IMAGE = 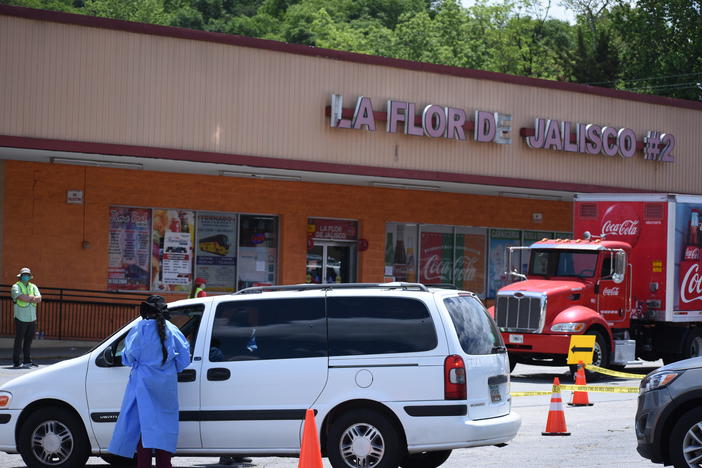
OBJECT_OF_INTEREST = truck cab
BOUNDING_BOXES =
[494,237,630,371]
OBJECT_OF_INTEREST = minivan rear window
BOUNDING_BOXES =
[443,296,504,355]
[328,297,437,356]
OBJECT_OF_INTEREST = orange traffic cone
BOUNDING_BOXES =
[569,361,593,407]
[542,377,571,436]
[298,409,323,468]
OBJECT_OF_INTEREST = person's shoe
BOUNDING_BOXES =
[232,457,252,464]
[218,457,234,466]
[22,362,33,369]
[11,364,21,369]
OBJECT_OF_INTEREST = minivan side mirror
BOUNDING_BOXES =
[612,250,626,284]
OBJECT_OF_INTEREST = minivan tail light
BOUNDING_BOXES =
[444,355,467,400]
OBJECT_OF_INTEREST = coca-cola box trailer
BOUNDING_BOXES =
[492,193,702,371]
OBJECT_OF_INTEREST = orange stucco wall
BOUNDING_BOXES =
[3,160,571,293]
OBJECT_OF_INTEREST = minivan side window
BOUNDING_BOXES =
[443,296,504,355]
[327,297,437,356]
[210,298,326,361]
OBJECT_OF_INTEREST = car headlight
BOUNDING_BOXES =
[551,322,586,333]
[640,371,682,394]
[0,391,12,409]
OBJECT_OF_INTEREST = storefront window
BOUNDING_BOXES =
[487,229,521,298]
[384,224,418,282]
[151,209,196,292]
[108,207,278,293]
[195,212,238,293]
[419,225,454,285]
[108,207,152,291]
[238,215,278,290]
[455,227,487,296]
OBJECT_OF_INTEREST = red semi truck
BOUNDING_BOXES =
[492,193,702,372]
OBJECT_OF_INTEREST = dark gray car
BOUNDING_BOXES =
[636,356,702,467]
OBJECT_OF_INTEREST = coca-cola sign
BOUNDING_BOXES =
[602,287,620,296]
[421,252,479,283]
[680,262,702,306]
[600,204,641,246]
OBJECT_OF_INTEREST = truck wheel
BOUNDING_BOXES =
[17,406,90,468]
[400,450,452,468]
[327,409,404,468]
[585,331,609,374]
[668,406,702,468]
[683,329,702,360]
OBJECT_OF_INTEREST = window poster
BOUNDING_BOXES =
[384,223,418,282]
[151,209,195,292]
[455,227,487,297]
[488,229,522,298]
[107,207,151,291]
[195,212,237,293]
[419,226,454,285]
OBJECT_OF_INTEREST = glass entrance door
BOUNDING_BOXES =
[306,242,356,284]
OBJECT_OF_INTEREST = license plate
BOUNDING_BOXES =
[490,384,502,403]
[509,334,524,344]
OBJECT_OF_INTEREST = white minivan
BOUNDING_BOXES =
[0,283,520,468]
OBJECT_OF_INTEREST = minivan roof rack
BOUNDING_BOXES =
[235,282,430,294]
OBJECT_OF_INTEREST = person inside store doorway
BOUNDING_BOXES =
[10,267,41,369]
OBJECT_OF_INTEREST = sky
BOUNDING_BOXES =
[460,0,577,24]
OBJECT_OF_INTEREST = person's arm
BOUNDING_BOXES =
[121,326,141,367]
[170,325,192,373]
[11,284,33,303]
[31,286,41,304]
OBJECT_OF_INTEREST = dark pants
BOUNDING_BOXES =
[137,440,172,468]
[13,319,35,366]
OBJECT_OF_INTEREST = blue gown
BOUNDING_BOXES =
[108,319,191,457]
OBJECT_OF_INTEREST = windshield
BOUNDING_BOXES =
[529,249,599,278]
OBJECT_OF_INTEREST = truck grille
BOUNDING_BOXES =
[495,294,544,332]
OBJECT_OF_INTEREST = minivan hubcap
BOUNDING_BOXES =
[31,420,74,465]
[340,423,385,467]
[683,421,702,466]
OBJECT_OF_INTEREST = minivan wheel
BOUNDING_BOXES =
[669,407,702,468]
[18,407,90,468]
[400,449,452,468]
[327,409,403,468]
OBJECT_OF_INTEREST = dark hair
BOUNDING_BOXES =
[140,295,169,365]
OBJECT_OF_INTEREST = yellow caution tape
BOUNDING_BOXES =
[584,364,646,379]
[511,384,640,396]
[559,384,639,393]
[511,391,553,397]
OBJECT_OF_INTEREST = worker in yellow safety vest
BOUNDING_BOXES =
[10,267,41,368]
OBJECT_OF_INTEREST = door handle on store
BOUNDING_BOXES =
[178,369,197,383]
[207,368,231,381]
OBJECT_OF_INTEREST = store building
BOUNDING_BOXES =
[1,5,701,302]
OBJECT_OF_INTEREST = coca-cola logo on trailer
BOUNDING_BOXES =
[600,204,640,246]
[681,263,702,304]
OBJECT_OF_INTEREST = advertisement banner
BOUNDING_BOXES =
[488,229,521,298]
[455,230,486,296]
[107,207,151,291]
[196,212,237,293]
[151,209,195,292]
[675,202,702,311]
[419,229,454,285]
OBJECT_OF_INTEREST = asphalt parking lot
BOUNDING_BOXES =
[0,359,661,467]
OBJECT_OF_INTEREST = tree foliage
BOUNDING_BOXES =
[2,0,699,100]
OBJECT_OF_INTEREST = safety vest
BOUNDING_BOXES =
[190,287,203,299]
[15,282,37,307]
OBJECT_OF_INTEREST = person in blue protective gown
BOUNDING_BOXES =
[108,295,191,468]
